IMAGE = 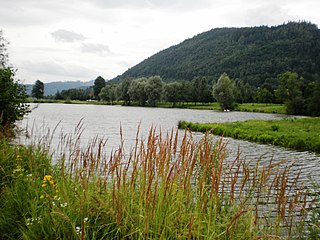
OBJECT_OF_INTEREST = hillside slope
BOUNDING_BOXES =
[113,22,320,86]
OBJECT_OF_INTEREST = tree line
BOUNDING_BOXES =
[36,72,319,116]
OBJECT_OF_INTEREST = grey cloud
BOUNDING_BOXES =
[19,60,97,79]
[81,43,112,54]
[89,0,213,10]
[0,0,75,27]
[244,4,295,26]
[51,29,86,43]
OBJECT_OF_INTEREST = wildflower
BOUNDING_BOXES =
[26,217,41,226]
[26,218,32,226]
[40,195,45,199]
[75,226,81,235]
[54,195,61,201]
[41,183,47,188]
[84,217,89,223]
[16,154,22,161]
[60,202,68,208]
[43,175,55,185]
[27,173,32,177]
[52,202,56,206]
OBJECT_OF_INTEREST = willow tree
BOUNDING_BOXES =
[212,73,238,110]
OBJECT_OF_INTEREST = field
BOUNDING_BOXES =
[178,117,320,153]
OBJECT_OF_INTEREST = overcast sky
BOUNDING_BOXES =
[1,0,319,83]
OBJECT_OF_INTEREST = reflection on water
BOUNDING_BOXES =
[19,103,320,183]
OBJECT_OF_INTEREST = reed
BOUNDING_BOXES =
[0,124,317,239]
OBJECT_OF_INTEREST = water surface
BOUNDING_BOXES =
[20,103,320,183]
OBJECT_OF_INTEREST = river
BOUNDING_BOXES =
[19,103,320,184]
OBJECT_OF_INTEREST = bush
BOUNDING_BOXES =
[0,68,29,136]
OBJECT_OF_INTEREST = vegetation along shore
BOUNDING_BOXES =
[178,117,320,153]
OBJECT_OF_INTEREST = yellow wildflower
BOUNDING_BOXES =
[42,183,47,188]
[13,165,24,174]
[40,195,45,199]
[43,175,55,185]
[16,154,22,161]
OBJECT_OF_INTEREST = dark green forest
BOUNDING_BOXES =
[112,21,320,87]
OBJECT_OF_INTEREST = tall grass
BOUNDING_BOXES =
[0,125,317,239]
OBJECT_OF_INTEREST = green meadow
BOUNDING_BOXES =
[178,117,320,153]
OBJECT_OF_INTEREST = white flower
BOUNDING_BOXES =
[76,226,81,235]
[60,202,68,208]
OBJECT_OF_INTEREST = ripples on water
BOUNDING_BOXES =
[19,103,320,184]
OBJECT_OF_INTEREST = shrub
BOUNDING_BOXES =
[0,68,29,136]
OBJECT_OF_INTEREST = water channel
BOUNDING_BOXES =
[19,103,320,185]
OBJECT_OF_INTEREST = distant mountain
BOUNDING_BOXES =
[112,22,320,86]
[25,80,94,96]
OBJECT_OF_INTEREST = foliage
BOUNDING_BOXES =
[117,78,132,105]
[31,80,44,99]
[254,87,273,103]
[178,117,320,153]
[55,87,93,101]
[306,182,320,238]
[127,77,148,106]
[163,81,183,107]
[98,84,117,104]
[93,76,105,99]
[191,76,213,103]
[0,126,314,239]
[0,30,9,68]
[212,73,238,110]
[113,22,320,87]
[0,68,29,135]
[144,75,163,107]
[235,80,255,103]
[275,71,320,116]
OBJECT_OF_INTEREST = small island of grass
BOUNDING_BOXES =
[178,117,320,153]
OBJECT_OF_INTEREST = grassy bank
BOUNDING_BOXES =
[236,103,286,114]
[178,117,320,153]
[27,99,286,114]
[1,127,319,239]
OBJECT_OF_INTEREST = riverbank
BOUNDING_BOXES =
[178,117,320,153]
[1,127,318,239]
[27,99,286,114]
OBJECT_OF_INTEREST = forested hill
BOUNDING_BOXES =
[113,22,320,86]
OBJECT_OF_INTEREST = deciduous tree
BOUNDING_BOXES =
[0,31,29,135]
[275,71,305,115]
[144,76,163,107]
[99,85,117,104]
[0,68,29,135]
[128,78,147,106]
[212,73,238,110]
[163,82,183,107]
